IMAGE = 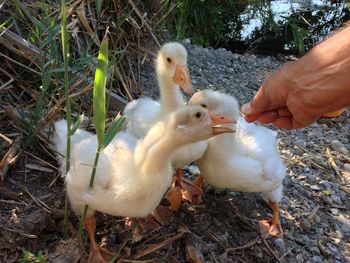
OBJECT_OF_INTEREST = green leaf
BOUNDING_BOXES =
[40,24,61,49]
[93,30,109,146]
[96,0,102,19]
[71,114,85,135]
[103,115,126,149]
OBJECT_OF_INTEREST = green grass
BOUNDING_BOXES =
[19,251,47,263]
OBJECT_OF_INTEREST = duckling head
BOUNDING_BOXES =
[167,105,235,144]
[156,42,193,94]
[188,90,240,121]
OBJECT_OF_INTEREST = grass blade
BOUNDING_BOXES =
[60,0,71,238]
[93,29,109,146]
[103,115,126,149]
[71,114,85,135]
[78,28,109,239]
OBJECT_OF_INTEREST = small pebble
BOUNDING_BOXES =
[54,200,61,208]
[331,195,343,205]
[307,174,317,184]
[303,166,311,173]
[273,238,285,254]
[310,185,320,191]
[330,208,339,216]
[319,180,332,189]
[310,246,321,255]
[331,139,349,154]
[300,219,312,232]
[296,254,304,263]
[312,255,323,263]
[344,163,350,172]
[301,234,311,244]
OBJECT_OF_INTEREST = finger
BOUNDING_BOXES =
[292,118,307,129]
[241,88,270,116]
[244,113,260,123]
[274,117,293,129]
[249,88,270,113]
[277,107,292,117]
[258,111,278,124]
[274,117,305,129]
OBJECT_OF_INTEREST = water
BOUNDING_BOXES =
[221,0,350,55]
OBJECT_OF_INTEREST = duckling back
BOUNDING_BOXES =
[123,97,161,139]
[53,119,94,174]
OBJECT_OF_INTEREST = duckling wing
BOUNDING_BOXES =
[66,131,137,215]
[123,97,160,139]
[236,117,286,184]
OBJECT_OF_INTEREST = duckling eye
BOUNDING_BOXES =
[195,112,201,119]
[200,104,207,108]
[167,57,172,63]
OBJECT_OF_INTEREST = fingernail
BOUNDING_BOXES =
[241,103,252,115]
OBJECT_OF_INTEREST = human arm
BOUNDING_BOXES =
[241,24,350,129]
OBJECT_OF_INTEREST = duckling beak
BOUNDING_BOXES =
[172,65,194,94]
[209,112,236,135]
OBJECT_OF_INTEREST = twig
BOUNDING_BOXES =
[0,67,14,91]
[260,234,282,263]
[3,227,38,239]
[115,66,134,101]
[48,173,63,188]
[127,0,160,47]
[278,246,295,260]
[307,205,320,220]
[0,132,13,144]
[193,217,226,249]
[135,228,187,259]
[0,136,21,180]
[325,147,345,183]
[0,199,27,206]
[226,236,260,252]
[24,151,60,172]
[25,187,51,213]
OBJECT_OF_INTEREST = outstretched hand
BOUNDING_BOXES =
[241,25,350,129]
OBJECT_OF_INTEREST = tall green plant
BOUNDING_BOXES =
[77,30,126,239]
[162,0,235,46]
[60,0,71,238]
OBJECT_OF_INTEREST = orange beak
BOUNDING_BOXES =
[172,65,193,95]
[209,112,236,135]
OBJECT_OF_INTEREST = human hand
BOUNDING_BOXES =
[241,62,315,129]
[241,25,350,129]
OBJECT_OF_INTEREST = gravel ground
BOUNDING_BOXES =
[140,41,350,263]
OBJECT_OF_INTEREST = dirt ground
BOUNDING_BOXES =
[0,110,349,263]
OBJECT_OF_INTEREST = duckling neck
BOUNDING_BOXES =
[210,128,237,152]
[158,74,185,115]
[136,132,178,177]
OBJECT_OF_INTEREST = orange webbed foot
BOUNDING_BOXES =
[88,246,114,263]
[258,201,283,237]
[85,216,115,263]
[175,169,203,203]
[258,218,283,238]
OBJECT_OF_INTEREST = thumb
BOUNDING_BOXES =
[241,88,270,116]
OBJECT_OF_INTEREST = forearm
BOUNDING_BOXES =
[284,25,350,114]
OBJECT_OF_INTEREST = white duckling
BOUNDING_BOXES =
[123,42,207,203]
[123,42,193,138]
[54,105,234,262]
[189,90,286,237]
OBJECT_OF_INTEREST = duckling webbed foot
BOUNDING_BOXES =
[258,202,283,237]
[175,169,203,203]
[84,216,114,263]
